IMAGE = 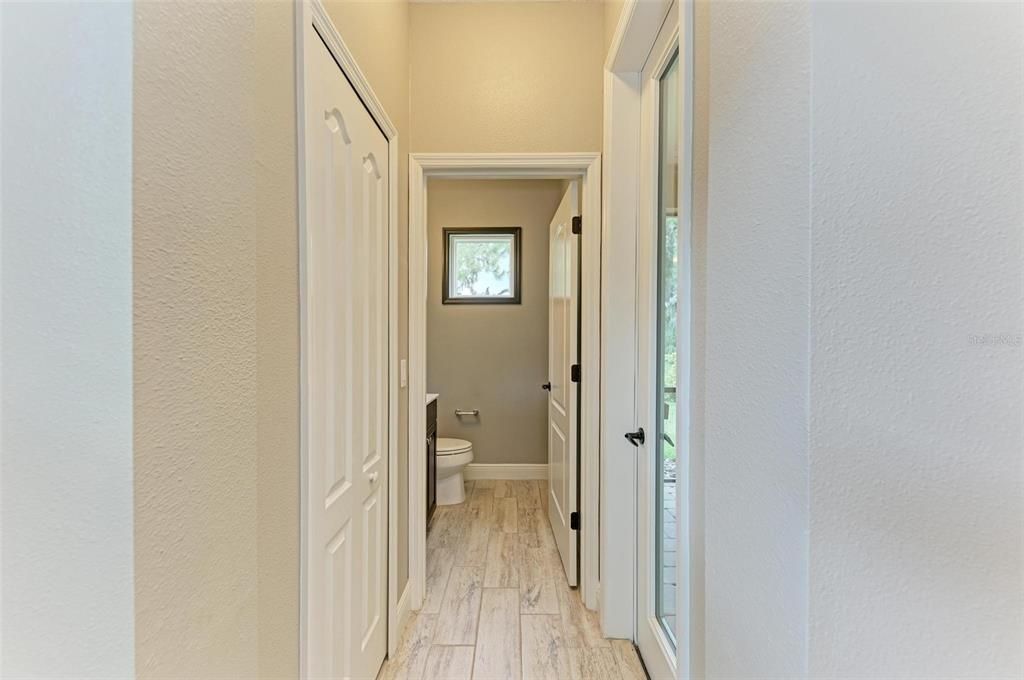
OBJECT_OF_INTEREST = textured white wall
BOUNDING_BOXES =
[702,1,1023,677]
[134,2,260,676]
[808,2,1024,676]
[1,2,135,676]
[704,3,811,676]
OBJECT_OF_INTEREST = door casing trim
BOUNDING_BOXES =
[408,152,602,613]
[295,0,403,675]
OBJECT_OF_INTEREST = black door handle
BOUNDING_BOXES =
[624,428,645,447]
[541,382,552,391]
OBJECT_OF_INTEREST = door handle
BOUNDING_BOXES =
[541,382,552,391]
[368,471,379,484]
[624,428,645,447]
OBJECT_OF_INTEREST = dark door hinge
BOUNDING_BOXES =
[571,215,582,235]
[570,511,580,531]
[570,364,581,383]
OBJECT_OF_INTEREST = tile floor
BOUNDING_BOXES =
[380,479,648,680]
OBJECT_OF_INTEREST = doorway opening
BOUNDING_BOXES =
[407,154,603,625]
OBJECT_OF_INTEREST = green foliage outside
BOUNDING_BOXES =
[660,216,679,465]
[453,238,512,296]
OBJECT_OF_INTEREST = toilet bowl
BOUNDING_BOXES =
[436,437,473,505]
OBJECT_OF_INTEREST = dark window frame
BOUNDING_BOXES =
[442,227,523,305]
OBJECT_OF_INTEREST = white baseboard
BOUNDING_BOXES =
[393,582,412,651]
[464,463,548,480]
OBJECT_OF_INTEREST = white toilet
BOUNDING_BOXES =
[435,437,474,505]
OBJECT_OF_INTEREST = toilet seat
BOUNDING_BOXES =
[437,437,472,456]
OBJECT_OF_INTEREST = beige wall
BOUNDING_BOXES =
[410,1,605,153]
[255,2,301,678]
[604,0,626,55]
[134,1,409,677]
[427,180,565,465]
[134,2,263,676]
[133,1,609,675]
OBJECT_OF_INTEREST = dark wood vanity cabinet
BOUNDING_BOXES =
[426,398,437,523]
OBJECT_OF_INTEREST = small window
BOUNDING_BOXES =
[443,227,522,304]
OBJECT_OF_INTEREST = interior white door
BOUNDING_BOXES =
[304,26,389,680]
[547,182,581,586]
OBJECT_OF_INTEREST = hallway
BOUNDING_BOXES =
[381,480,646,679]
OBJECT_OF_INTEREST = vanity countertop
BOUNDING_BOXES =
[426,393,439,405]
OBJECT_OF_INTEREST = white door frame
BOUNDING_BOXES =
[408,153,602,613]
[602,1,704,677]
[295,0,402,674]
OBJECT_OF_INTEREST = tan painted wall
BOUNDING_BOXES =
[134,2,262,675]
[426,180,565,465]
[133,2,609,674]
[604,0,626,55]
[255,2,301,678]
[134,1,408,677]
[410,1,605,153]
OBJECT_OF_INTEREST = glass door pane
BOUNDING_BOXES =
[655,49,680,647]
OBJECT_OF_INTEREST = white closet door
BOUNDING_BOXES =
[304,25,389,680]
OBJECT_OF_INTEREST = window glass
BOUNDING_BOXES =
[655,49,680,649]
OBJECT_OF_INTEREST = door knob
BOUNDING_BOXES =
[541,382,552,391]
[368,471,379,484]
[624,428,645,447]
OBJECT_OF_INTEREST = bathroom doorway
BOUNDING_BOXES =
[406,154,602,625]
[388,155,610,676]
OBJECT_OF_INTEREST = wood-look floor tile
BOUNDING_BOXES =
[380,612,436,680]
[422,645,474,680]
[469,486,495,512]
[513,480,542,509]
[452,519,490,567]
[518,509,558,551]
[498,497,518,533]
[397,479,618,680]
[518,531,542,550]
[521,614,572,680]
[557,584,610,648]
[429,507,466,551]
[611,639,646,680]
[538,546,567,583]
[519,547,560,615]
[517,506,543,534]
[569,647,622,680]
[422,547,454,614]
[433,566,483,645]
[472,588,521,680]
[484,531,520,588]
